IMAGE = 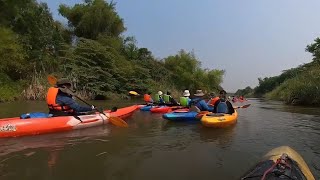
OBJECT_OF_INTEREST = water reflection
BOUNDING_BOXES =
[0,99,319,179]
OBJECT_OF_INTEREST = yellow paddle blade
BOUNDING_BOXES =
[129,91,139,96]
[109,116,128,127]
[47,75,58,86]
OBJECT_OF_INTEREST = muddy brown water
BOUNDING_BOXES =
[0,98,319,180]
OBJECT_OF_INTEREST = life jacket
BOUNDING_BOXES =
[144,94,152,103]
[46,87,73,113]
[216,100,228,113]
[180,97,189,107]
[163,94,170,103]
[208,97,220,106]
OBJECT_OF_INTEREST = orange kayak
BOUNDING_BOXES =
[0,105,138,138]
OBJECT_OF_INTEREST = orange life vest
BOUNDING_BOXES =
[208,97,220,106]
[144,94,152,103]
[46,87,73,112]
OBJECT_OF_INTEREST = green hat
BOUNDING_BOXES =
[56,78,72,86]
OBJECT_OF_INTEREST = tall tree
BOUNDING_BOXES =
[59,0,126,39]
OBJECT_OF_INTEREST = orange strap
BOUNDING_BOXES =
[208,97,220,106]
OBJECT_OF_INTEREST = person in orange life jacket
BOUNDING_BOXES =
[191,90,213,111]
[212,90,234,114]
[46,78,95,116]
[207,92,219,106]
[143,92,154,104]
[166,91,179,106]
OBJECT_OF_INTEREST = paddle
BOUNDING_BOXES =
[233,104,251,109]
[47,75,128,127]
[129,91,139,96]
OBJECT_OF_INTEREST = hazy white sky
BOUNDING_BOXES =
[43,0,320,92]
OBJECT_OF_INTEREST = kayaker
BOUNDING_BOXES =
[180,89,192,107]
[143,92,154,104]
[212,90,234,114]
[155,91,165,105]
[46,78,95,116]
[190,90,213,112]
[207,92,219,106]
[165,91,179,106]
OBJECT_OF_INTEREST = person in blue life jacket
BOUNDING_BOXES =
[46,78,96,116]
[190,90,213,112]
[155,91,165,105]
[212,90,235,114]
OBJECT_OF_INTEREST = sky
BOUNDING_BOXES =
[42,0,320,92]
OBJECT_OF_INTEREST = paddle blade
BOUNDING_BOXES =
[241,104,251,108]
[47,75,57,86]
[109,116,128,127]
[233,104,251,109]
[196,111,209,118]
[129,91,139,96]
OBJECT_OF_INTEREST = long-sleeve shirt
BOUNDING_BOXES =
[56,92,92,113]
[192,98,214,112]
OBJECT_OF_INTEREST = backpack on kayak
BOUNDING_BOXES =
[20,112,53,119]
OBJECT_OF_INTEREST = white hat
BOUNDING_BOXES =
[194,89,205,97]
[183,90,190,97]
[158,91,163,95]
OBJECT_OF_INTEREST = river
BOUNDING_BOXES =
[0,98,319,179]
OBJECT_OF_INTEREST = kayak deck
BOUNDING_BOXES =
[201,110,238,128]
[242,146,315,180]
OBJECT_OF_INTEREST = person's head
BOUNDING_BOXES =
[56,78,73,88]
[158,91,163,95]
[167,91,171,95]
[56,78,75,94]
[183,90,190,97]
[209,92,216,98]
[219,90,227,99]
[194,89,205,97]
[148,92,152,95]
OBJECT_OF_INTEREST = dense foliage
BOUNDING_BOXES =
[0,0,224,102]
[236,37,320,105]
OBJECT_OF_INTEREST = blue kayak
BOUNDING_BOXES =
[162,111,200,122]
[140,105,154,111]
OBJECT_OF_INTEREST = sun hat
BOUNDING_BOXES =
[183,90,190,97]
[194,90,205,97]
[56,78,72,86]
[158,91,163,95]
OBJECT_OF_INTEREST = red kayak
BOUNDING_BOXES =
[150,106,172,113]
[150,106,188,113]
[0,105,138,138]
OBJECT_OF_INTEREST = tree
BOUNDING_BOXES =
[0,27,27,80]
[306,37,320,62]
[59,0,126,39]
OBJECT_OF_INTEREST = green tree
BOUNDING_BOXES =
[306,37,320,62]
[59,0,126,39]
[0,27,27,80]
[63,38,120,96]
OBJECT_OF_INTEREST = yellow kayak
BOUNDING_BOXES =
[201,110,238,128]
[241,146,315,180]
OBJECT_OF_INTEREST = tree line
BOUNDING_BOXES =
[235,37,320,105]
[0,0,224,102]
